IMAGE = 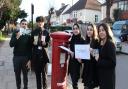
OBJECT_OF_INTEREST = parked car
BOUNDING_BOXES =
[120,23,128,42]
[64,30,73,35]
[113,36,122,52]
[112,20,128,40]
[112,20,128,52]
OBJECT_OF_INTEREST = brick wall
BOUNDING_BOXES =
[120,11,128,20]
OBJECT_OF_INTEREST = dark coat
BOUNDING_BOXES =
[9,29,32,60]
[68,34,85,84]
[97,40,116,89]
[31,27,50,71]
[82,39,99,88]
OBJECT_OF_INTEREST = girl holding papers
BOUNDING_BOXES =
[68,23,85,89]
[82,23,99,89]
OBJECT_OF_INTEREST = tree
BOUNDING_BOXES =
[18,10,28,19]
[0,0,24,30]
[47,7,54,29]
[113,8,121,21]
[0,0,6,8]
[105,0,113,23]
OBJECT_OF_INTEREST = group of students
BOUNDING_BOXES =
[68,23,116,89]
[10,16,50,89]
[9,15,116,89]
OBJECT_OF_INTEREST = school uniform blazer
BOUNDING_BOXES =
[82,39,99,88]
[97,40,116,89]
[68,34,85,80]
[31,27,50,63]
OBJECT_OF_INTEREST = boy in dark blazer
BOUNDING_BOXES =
[31,16,50,89]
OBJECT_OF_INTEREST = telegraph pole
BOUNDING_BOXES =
[72,0,73,6]
[31,4,34,31]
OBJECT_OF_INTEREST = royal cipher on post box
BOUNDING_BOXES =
[50,31,71,89]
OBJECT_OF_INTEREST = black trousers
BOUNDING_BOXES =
[35,63,47,89]
[13,56,29,89]
[68,60,81,89]
[33,56,48,89]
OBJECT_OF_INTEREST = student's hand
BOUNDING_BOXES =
[70,52,74,58]
[77,58,82,63]
[16,32,21,39]
[42,41,46,46]
[90,48,93,55]
[26,60,31,69]
[95,54,99,61]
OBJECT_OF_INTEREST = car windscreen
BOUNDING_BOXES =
[112,24,122,30]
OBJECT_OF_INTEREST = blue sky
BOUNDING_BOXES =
[19,0,105,22]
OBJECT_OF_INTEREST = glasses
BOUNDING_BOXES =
[73,27,78,30]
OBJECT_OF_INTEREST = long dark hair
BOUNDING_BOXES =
[72,23,80,30]
[72,23,81,35]
[70,23,84,41]
[97,23,115,43]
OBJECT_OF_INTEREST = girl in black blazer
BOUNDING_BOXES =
[82,23,99,89]
[96,23,116,89]
[68,23,85,89]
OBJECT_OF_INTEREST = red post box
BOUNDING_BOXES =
[50,31,71,89]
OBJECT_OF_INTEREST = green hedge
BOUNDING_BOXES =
[50,26,72,32]
[0,31,6,41]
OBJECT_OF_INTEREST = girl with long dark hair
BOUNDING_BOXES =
[96,23,116,89]
[68,23,85,89]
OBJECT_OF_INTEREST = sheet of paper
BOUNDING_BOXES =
[75,44,90,60]
[59,46,72,54]
[41,36,45,41]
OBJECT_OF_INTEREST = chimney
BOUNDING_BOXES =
[61,3,65,8]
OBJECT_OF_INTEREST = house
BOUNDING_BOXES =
[101,0,128,21]
[50,3,70,25]
[62,0,101,24]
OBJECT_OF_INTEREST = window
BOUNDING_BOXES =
[118,1,128,11]
[80,12,82,16]
[73,11,77,18]
[73,12,75,17]
[124,1,128,11]
[95,15,98,22]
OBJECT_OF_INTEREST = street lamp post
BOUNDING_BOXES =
[72,0,73,6]
[31,4,34,31]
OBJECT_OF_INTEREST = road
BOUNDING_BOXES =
[116,54,128,89]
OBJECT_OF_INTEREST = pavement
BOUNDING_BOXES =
[0,36,88,89]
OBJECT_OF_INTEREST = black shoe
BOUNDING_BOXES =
[43,86,47,89]
[17,87,20,89]
[23,87,28,89]
[84,86,93,89]
[43,87,47,89]
[73,86,78,89]
[84,86,89,89]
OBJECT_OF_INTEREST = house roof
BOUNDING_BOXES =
[63,0,101,14]
[85,0,101,10]
[55,5,68,16]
